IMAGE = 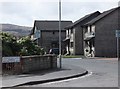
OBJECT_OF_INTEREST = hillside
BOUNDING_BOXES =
[1,24,32,37]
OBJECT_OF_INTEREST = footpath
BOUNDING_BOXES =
[2,63,88,88]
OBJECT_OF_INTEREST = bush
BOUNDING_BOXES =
[1,32,45,56]
[0,32,20,56]
[18,36,45,56]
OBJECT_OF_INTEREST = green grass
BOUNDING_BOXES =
[62,55,85,58]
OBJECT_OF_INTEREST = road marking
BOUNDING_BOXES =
[38,72,93,85]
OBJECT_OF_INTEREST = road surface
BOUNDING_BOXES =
[22,58,118,87]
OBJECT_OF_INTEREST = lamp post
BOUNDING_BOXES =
[59,0,62,68]
[116,30,120,60]
[117,36,119,60]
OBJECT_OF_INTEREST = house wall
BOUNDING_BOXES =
[118,7,120,58]
[83,26,87,56]
[95,9,119,57]
[74,25,84,55]
[39,31,66,53]
[69,12,100,55]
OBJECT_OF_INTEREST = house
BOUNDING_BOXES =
[31,20,72,54]
[64,11,101,55]
[83,7,120,57]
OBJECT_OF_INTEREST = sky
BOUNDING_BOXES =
[0,0,119,27]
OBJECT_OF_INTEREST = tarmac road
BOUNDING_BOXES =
[29,58,118,87]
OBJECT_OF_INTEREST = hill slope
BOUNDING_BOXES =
[1,24,32,37]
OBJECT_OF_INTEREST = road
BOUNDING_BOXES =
[23,58,118,87]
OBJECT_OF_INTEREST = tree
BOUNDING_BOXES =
[17,36,45,56]
[0,32,20,56]
[1,32,45,56]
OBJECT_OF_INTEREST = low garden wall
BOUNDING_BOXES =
[21,54,57,73]
[2,54,57,75]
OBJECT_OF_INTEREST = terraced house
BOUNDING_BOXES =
[83,7,120,57]
[64,11,101,55]
[31,20,72,54]
[65,6,120,57]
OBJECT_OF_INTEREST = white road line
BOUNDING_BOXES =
[39,72,93,85]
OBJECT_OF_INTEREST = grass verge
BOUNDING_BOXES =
[62,55,85,58]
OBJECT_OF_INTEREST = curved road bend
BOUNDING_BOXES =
[22,58,118,87]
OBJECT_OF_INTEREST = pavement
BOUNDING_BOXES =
[2,61,88,88]
[33,58,117,87]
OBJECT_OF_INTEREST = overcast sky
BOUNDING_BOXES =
[0,0,119,27]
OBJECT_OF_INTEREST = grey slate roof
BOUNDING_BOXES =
[34,20,72,31]
[65,11,101,29]
[31,20,72,35]
[85,6,120,25]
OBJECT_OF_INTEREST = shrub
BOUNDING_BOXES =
[0,32,20,56]
[0,32,45,56]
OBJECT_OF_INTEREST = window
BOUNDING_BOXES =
[53,32,55,34]
[88,26,90,33]
[91,25,95,32]
[68,29,69,34]
[70,42,73,48]
[71,29,73,33]
[34,27,41,39]
[66,29,70,36]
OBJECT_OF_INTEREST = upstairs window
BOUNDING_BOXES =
[53,32,55,34]
[91,25,95,32]
[70,42,73,48]
[71,29,73,33]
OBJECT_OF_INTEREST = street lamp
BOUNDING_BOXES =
[116,30,120,60]
[59,0,62,68]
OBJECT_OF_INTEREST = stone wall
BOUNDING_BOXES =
[2,55,57,74]
[21,55,57,73]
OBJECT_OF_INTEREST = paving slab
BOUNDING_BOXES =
[2,66,88,88]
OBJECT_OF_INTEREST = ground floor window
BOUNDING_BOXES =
[70,42,73,48]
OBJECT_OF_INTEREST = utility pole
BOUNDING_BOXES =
[116,30,120,60]
[117,34,119,60]
[59,0,62,68]
[117,36,119,60]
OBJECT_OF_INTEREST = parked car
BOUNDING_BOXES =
[49,48,59,55]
